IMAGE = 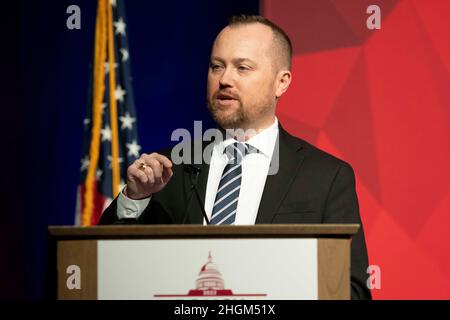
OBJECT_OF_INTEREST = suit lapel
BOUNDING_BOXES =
[255,125,306,224]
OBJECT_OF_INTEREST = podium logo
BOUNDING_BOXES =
[66,265,81,290]
[154,252,267,298]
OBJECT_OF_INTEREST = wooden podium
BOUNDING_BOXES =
[47,224,358,300]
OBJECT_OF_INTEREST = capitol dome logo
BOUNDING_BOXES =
[154,251,267,298]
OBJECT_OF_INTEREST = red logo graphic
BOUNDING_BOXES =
[154,251,267,298]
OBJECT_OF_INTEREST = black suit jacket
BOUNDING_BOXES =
[99,124,372,299]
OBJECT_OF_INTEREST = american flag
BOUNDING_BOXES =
[76,0,140,226]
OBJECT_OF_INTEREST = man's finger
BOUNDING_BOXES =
[161,167,173,184]
[150,153,173,168]
[145,158,163,178]
[131,166,148,184]
[143,166,155,184]
[137,153,148,163]
[133,161,155,184]
[137,152,172,169]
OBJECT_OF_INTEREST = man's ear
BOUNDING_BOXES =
[275,70,292,98]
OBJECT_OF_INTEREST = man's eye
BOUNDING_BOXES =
[210,64,222,71]
[238,65,250,72]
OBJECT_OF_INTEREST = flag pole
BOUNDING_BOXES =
[82,0,107,226]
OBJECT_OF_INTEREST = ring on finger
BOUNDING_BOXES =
[138,162,148,171]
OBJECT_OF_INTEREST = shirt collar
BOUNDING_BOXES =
[214,117,279,159]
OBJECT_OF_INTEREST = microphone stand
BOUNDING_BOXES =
[182,164,210,225]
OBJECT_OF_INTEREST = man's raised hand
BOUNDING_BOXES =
[124,153,173,200]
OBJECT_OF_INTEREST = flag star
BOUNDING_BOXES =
[96,169,103,178]
[83,118,91,126]
[107,155,124,169]
[120,48,129,62]
[126,140,141,158]
[119,112,136,130]
[101,125,112,142]
[80,156,90,171]
[114,18,126,36]
[101,102,107,110]
[115,85,126,103]
[104,61,118,74]
[109,0,116,7]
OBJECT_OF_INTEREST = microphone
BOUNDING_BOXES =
[182,164,210,225]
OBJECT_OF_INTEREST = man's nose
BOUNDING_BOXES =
[219,67,234,88]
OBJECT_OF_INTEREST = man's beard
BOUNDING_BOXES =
[207,99,247,129]
[206,88,275,130]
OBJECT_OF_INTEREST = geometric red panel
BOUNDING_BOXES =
[266,0,450,299]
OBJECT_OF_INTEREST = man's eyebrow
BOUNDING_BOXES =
[210,56,256,65]
[210,56,225,63]
[232,58,256,65]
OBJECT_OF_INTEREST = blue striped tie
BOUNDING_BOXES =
[210,142,256,225]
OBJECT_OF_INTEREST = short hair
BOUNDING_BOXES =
[228,15,293,70]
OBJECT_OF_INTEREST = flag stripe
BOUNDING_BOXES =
[106,1,120,197]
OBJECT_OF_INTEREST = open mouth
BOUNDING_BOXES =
[216,98,236,107]
[215,93,238,106]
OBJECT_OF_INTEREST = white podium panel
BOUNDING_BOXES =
[98,239,318,300]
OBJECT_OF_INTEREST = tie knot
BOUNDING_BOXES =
[224,142,257,164]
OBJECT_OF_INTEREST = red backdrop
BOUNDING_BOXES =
[264,0,450,299]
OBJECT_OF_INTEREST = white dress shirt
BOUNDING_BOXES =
[117,118,279,225]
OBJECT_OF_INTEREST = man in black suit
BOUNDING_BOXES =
[99,15,371,299]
